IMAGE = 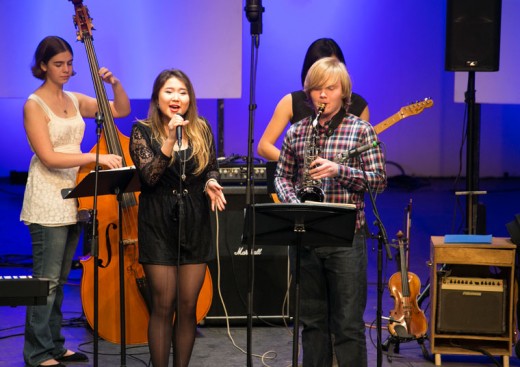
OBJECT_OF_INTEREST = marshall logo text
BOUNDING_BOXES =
[234,247,263,256]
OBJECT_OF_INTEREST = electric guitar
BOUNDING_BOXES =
[373,98,433,135]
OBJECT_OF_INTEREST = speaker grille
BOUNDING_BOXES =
[436,276,507,335]
[445,0,502,71]
[206,187,291,324]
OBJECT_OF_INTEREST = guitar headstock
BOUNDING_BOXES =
[70,0,94,42]
[399,98,433,118]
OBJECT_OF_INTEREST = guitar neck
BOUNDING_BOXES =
[373,111,404,135]
[372,99,433,135]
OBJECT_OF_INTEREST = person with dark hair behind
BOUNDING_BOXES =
[258,38,369,161]
[129,69,226,367]
[274,57,387,366]
[20,35,130,367]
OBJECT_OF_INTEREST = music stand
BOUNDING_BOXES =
[62,167,140,366]
[244,202,357,367]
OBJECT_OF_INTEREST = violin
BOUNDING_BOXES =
[69,0,212,344]
[387,231,428,339]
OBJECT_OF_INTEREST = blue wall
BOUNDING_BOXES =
[1,0,519,178]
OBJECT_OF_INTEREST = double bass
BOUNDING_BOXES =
[70,0,212,344]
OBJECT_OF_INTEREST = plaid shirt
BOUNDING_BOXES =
[274,113,387,229]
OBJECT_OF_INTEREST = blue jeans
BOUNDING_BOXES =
[291,233,368,367]
[23,223,81,367]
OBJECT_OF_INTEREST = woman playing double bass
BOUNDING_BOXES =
[20,36,130,367]
[129,69,225,367]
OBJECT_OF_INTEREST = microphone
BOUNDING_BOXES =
[176,113,183,148]
[244,0,264,35]
[335,141,381,163]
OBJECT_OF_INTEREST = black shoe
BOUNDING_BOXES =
[56,352,89,363]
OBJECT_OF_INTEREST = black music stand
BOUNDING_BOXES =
[244,202,357,367]
[62,167,140,366]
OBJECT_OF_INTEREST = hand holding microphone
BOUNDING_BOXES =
[168,113,188,148]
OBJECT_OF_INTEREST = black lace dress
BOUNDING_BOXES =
[129,122,219,265]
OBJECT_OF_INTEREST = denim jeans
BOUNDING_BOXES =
[23,223,81,367]
[291,232,367,367]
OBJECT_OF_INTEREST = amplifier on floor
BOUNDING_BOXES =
[436,276,507,335]
[206,186,291,324]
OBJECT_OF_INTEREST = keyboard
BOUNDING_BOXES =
[0,275,49,306]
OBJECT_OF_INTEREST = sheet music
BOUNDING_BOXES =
[304,201,356,210]
[90,165,136,173]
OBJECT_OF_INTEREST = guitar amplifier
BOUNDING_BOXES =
[436,276,507,335]
[219,164,267,186]
[206,185,291,324]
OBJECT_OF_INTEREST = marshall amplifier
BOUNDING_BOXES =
[436,276,507,335]
[206,186,291,324]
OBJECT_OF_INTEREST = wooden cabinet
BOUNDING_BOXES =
[429,236,516,366]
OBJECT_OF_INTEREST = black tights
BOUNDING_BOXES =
[143,263,206,367]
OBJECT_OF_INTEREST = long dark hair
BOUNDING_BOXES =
[31,36,75,80]
[141,69,212,175]
[300,38,346,86]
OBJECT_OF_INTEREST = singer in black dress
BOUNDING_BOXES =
[130,127,216,264]
[129,69,226,367]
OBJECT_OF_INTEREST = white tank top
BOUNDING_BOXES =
[20,92,86,226]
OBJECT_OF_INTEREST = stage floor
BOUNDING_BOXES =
[1,176,519,366]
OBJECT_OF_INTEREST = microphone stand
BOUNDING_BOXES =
[359,156,392,367]
[243,2,264,366]
[244,31,259,367]
[175,135,185,366]
[91,112,104,367]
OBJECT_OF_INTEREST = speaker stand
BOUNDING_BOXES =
[456,71,487,234]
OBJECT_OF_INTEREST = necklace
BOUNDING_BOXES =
[181,148,187,181]
[176,143,190,181]
[173,138,190,181]
[61,95,69,115]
